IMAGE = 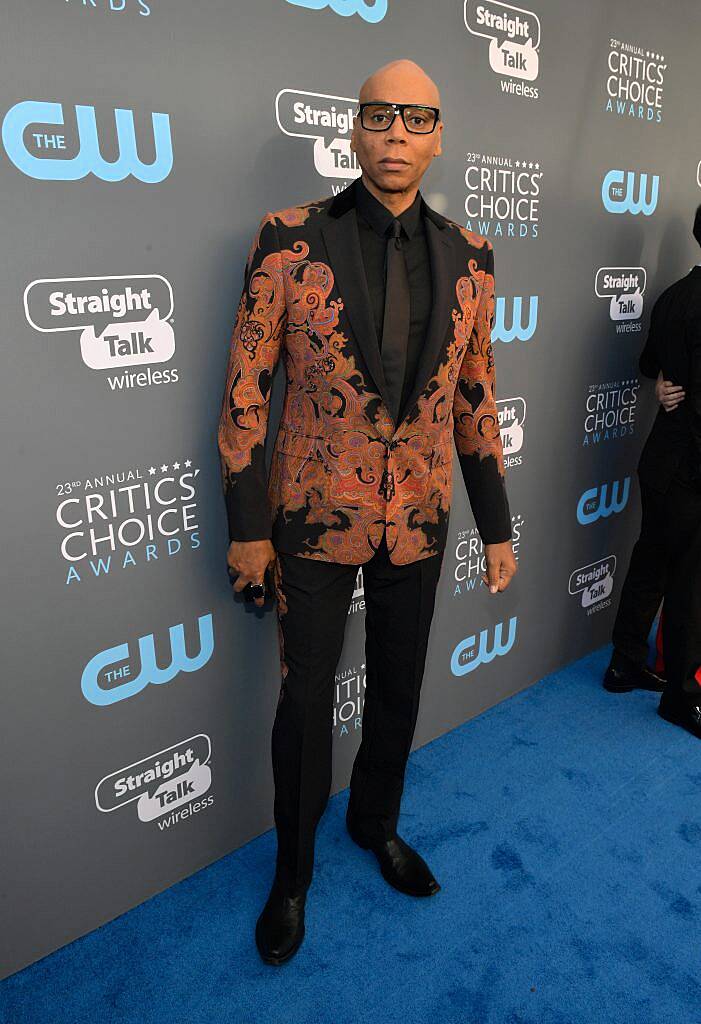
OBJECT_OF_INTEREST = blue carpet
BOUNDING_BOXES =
[3,643,701,1024]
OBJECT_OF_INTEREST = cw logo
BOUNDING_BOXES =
[2,100,173,182]
[493,296,538,342]
[81,613,214,706]
[451,616,518,676]
[285,0,387,21]
[576,478,630,525]
[601,169,659,215]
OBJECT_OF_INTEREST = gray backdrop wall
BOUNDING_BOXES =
[2,0,700,980]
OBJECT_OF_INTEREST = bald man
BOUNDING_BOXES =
[218,60,516,964]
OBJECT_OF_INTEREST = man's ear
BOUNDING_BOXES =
[434,123,443,157]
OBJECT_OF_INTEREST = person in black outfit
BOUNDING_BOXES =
[605,204,701,731]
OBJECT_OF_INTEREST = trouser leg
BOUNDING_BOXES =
[661,480,701,704]
[270,549,358,894]
[347,532,444,843]
[611,479,670,666]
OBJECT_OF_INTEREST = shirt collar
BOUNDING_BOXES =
[354,175,423,240]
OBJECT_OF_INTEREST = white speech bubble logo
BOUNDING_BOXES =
[137,758,212,822]
[80,306,175,369]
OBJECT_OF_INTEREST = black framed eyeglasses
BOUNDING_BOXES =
[356,102,441,134]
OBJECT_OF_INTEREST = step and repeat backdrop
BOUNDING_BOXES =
[2,0,700,979]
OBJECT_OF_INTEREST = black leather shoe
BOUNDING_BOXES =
[255,877,307,965]
[346,813,440,897]
[603,663,666,692]
[657,692,701,739]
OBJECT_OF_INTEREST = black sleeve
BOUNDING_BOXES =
[639,287,668,379]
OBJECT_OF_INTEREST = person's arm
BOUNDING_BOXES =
[639,289,667,379]
[217,213,288,543]
[452,239,512,545]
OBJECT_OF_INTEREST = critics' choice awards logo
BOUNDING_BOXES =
[583,380,638,447]
[493,297,538,344]
[81,613,214,706]
[568,556,616,616]
[276,89,360,181]
[56,459,201,585]
[577,478,630,525]
[498,398,526,467]
[285,0,387,21]
[66,0,153,15]
[451,617,518,675]
[463,1,540,99]
[601,169,659,215]
[465,152,542,239]
[24,275,178,391]
[334,662,366,738]
[605,38,666,123]
[453,513,524,597]
[594,267,645,332]
[95,735,214,830]
[2,101,172,182]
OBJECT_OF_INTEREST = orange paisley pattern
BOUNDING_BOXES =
[452,241,504,470]
[217,196,509,566]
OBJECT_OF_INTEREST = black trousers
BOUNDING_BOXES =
[662,482,701,702]
[612,471,701,699]
[611,476,670,667]
[269,528,444,894]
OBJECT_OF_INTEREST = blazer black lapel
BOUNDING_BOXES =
[320,202,395,420]
[397,212,454,426]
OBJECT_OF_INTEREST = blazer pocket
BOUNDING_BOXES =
[272,428,326,461]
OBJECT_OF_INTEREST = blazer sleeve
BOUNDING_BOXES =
[452,239,512,544]
[639,289,665,379]
[217,213,288,543]
[687,315,701,483]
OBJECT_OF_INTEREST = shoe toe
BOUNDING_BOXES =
[381,838,441,896]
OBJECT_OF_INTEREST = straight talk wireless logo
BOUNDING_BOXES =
[24,274,179,391]
[463,0,541,100]
[275,88,360,185]
[95,735,213,829]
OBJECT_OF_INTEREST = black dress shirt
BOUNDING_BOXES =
[353,176,433,421]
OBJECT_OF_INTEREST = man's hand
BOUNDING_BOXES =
[656,370,685,412]
[481,540,517,594]
[227,539,276,608]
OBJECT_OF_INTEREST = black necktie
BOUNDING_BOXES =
[380,218,410,425]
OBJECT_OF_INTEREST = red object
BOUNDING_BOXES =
[656,604,701,688]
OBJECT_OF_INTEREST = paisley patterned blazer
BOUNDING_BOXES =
[217,179,511,566]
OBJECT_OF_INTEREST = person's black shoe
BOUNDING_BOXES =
[603,662,666,692]
[255,877,307,965]
[346,811,440,897]
[657,692,701,739]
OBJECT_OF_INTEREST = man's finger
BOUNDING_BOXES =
[486,558,500,594]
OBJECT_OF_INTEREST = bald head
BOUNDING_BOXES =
[358,59,441,109]
[350,59,443,211]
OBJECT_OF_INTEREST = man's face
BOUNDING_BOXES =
[350,99,443,194]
